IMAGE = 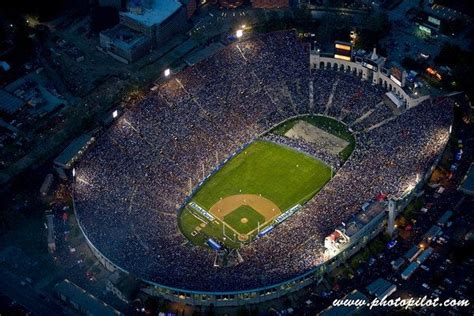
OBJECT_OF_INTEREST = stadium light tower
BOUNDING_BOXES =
[164,68,171,77]
[236,29,243,38]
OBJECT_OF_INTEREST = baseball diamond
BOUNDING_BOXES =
[179,140,332,247]
[212,195,279,239]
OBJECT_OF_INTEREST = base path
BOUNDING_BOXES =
[209,194,281,222]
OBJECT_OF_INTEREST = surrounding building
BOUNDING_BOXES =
[46,212,56,253]
[40,174,54,197]
[0,89,26,118]
[251,0,289,9]
[54,133,94,170]
[106,271,141,303]
[100,0,188,63]
[365,278,397,300]
[219,0,244,9]
[99,24,153,63]
[459,163,474,195]
[120,0,187,42]
[311,46,430,109]
[55,279,122,316]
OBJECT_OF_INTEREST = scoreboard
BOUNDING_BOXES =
[334,41,352,61]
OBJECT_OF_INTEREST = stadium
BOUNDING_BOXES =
[73,31,453,306]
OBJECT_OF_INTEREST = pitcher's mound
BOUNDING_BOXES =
[240,218,248,224]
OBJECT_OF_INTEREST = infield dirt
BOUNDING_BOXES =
[209,194,281,222]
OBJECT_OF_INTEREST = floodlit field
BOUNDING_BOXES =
[179,140,332,248]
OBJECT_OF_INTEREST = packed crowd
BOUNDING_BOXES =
[74,31,453,292]
[310,68,391,129]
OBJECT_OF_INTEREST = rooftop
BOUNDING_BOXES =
[121,0,182,27]
[366,278,396,299]
[0,89,26,115]
[101,24,150,47]
[341,201,387,237]
[55,279,122,316]
[460,163,474,195]
[54,134,94,169]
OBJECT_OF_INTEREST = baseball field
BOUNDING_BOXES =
[179,140,332,248]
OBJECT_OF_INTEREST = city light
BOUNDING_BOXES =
[25,16,39,28]
[164,68,171,77]
[350,30,358,45]
[236,29,243,38]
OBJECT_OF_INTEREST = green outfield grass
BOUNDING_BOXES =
[179,140,332,248]
[223,206,266,234]
[192,140,331,210]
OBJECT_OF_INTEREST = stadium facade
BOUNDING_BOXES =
[72,33,452,306]
[310,46,430,109]
[74,191,423,306]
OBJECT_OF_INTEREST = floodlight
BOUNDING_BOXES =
[236,29,243,38]
[112,110,118,118]
[164,68,171,77]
